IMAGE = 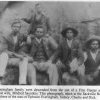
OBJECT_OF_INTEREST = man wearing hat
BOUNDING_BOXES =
[50,27,84,85]
[84,35,100,85]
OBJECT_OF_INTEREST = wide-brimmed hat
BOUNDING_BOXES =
[11,19,21,27]
[61,27,78,38]
[85,35,100,48]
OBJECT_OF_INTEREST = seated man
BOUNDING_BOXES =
[51,27,85,85]
[84,35,100,85]
[0,19,30,85]
[27,25,58,85]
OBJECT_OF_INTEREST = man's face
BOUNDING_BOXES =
[90,40,99,50]
[11,23,21,33]
[35,4,42,14]
[66,30,74,40]
[35,27,44,39]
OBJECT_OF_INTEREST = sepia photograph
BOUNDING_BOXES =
[0,1,100,86]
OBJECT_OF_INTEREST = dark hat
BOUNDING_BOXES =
[61,27,78,38]
[85,35,100,48]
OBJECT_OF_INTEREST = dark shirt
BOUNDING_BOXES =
[30,38,48,62]
[52,38,84,66]
[3,33,27,53]
[34,40,47,61]
[84,51,100,74]
[30,36,58,62]
[23,14,51,34]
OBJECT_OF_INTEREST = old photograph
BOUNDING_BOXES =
[0,1,100,85]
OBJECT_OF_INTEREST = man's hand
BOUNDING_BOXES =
[93,70,99,78]
[86,75,93,82]
[8,52,14,56]
[21,18,25,21]
[27,36,32,44]
[27,56,33,62]
[16,54,24,60]
[47,60,52,64]
[56,60,63,68]
[5,51,14,57]
[11,53,24,60]
[78,60,83,66]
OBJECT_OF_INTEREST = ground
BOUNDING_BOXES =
[2,65,49,85]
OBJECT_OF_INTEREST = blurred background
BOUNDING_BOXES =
[1,1,100,41]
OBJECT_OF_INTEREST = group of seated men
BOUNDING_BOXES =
[0,19,100,85]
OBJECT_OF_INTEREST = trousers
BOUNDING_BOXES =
[27,61,58,85]
[0,52,28,84]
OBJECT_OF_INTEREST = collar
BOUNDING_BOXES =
[35,37,42,43]
[67,39,73,42]
[67,39,73,48]
[90,50,99,55]
[90,50,99,61]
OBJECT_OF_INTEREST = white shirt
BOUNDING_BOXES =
[67,39,73,48]
[13,36,18,45]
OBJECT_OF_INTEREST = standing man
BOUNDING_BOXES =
[27,25,58,85]
[0,19,29,85]
[84,35,100,85]
[22,3,51,35]
[51,27,84,85]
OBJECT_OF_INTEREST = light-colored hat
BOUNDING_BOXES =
[86,35,100,42]
[11,18,21,25]
[85,35,100,47]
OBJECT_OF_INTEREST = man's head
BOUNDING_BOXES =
[11,20,21,35]
[66,29,74,40]
[90,40,99,50]
[35,26,44,39]
[86,35,100,51]
[61,27,78,40]
[35,3,42,14]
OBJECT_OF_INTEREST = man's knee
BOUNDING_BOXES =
[77,65,85,76]
[22,57,28,62]
[47,64,58,74]
[0,52,9,60]
[27,63,36,74]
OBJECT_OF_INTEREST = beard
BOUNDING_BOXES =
[91,48,98,52]
[13,31,18,36]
